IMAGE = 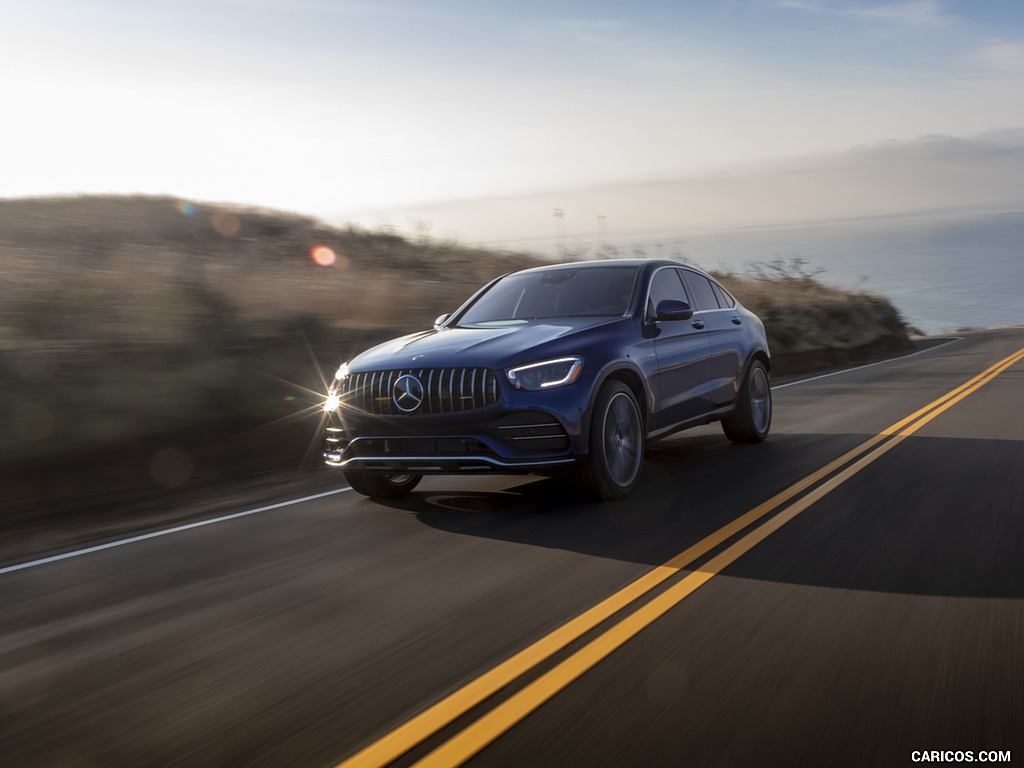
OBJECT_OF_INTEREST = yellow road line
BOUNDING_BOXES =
[337,346,1024,768]
[413,346,1024,768]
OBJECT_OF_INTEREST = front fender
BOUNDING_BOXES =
[578,360,652,452]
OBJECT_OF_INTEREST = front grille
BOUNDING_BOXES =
[340,367,500,415]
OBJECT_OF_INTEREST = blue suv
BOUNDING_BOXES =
[323,259,771,500]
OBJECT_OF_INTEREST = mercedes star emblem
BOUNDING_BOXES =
[392,374,424,412]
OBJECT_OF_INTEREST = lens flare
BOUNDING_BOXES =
[311,245,337,267]
[177,201,197,216]
[212,211,241,237]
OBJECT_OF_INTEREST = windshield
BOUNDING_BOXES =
[457,266,639,326]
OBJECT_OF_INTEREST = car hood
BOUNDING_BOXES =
[350,316,624,370]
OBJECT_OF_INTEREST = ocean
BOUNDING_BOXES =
[676,209,1024,335]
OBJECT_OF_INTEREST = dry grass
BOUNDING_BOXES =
[715,257,908,354]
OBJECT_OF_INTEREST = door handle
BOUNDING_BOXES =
[731,317,742,325]
[692,320,706,330]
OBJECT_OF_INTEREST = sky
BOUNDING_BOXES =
[4,0,1024,245]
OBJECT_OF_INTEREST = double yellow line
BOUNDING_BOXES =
[339,346,1024,768]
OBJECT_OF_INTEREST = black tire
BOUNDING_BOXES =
[343,469,422,499]
[722,360,772,444]
[575,380,645,501]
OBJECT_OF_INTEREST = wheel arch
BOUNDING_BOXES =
[744,347,771,379]
[579,363,650,450]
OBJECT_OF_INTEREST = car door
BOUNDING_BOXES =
[644,266,714,431]
[682,270,744,406]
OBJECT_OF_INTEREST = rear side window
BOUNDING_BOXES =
[682,272,721,311]
[711,281,735,308]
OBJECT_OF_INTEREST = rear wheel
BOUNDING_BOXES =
[722,360,771,443]
[343,470,422,499]
[575,380,645,500]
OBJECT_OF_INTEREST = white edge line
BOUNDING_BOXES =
[771,337,964,391]
[0,487,352,577]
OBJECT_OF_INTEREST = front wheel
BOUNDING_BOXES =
[574,380,645,501]
[722,360,772,444]
[343,469,422,499]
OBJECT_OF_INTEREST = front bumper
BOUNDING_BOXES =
[323,404,582,475]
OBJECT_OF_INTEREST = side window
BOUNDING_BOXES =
[646,268,689,319]
[711,281,735,309]
[682,272,721,312]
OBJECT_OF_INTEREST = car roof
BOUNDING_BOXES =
[511,258,703,275]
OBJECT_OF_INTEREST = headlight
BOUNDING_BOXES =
[506,356,583,390]
[325,361,349,411]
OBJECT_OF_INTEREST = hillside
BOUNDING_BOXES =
[0,195,913,515]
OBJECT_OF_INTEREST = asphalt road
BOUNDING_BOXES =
[2,328,1022,768]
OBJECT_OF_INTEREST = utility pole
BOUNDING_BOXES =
[553,208,565,257]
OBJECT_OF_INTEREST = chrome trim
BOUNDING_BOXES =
[324,454,576,469]
[496,423,560,430]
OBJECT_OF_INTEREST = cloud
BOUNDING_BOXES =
[773,0,826,12]
[845,1,954,27]
[977,41,1024,74]
[777,0,956,27]
[189,0,417,19]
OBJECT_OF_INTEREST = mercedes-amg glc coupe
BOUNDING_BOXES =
[322,259,771,500]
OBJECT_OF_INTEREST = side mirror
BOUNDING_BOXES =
[654,299,694,322]
[433,313,451,329]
